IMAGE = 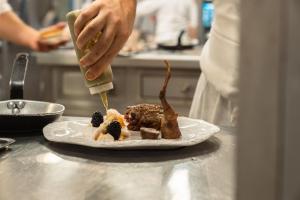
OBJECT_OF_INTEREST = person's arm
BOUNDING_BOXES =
[0,11,67,51]
[0,11,39,49]
[74,0,137,81]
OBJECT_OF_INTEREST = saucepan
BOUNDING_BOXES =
[0,53,64,133]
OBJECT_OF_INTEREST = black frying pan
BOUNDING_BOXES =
[157,30,196,51]
[0,53,64,133]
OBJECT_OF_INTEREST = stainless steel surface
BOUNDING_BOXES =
[0,138,15,150]
[34,47,202,69]
[0,100,64,116]
[0,117,235,200]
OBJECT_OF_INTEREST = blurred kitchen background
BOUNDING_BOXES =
[0,0,214,116]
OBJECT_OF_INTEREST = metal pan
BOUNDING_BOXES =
[157,30,196,51]
[0,53,64,133]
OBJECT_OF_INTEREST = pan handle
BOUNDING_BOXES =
[9,53,29,99]
[177,30,185,47]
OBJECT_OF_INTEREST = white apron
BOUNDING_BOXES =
[189,0,240,127]
[0,0,11,14]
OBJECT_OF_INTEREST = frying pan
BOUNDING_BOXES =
[0,53,64,133]
[157,30,196,51]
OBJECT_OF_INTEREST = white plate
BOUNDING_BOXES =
[43,117,220,150]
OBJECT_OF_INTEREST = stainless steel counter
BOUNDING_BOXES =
[0,117,235,200]
[34,47,201,69]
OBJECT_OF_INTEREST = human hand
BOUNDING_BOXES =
[74,0,136,80]
[31,22,69,52]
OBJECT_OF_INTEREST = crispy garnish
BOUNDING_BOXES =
[159,60,181,139]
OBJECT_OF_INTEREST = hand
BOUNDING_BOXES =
[74,0,136,80]
[31,22,68,52]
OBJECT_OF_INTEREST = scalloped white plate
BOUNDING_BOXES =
[43,117,220,150]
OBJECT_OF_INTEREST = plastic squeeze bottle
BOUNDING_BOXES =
[66,10,112,111]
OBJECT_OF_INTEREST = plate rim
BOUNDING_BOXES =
[43,116,220,149]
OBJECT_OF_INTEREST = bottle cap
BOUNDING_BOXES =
[89,82,113,95]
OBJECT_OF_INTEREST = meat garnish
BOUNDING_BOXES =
[159,60,182,139]
[140,127,160,139]
[124,60,181,140]
[124,104,163,131]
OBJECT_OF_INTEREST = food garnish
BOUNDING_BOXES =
[91,111,104,127]
[124,104,163,131]
[159,60,182,139]
[140,127,160,140]
[107,121,122,141]
[91,60,181,142]
[93,109,129,141]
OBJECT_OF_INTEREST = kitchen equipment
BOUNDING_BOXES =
[43,116,220,150]
[0,53,64,133]
[158,30,197,51]
[0,138,15,150]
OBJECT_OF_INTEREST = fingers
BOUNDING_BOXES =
[72,0,135,80]
[76,13,106,50]
[74,2,100,37]
[85,56,110,81]
[79,22,116,67]
[37,39,68,52]
[85,33,127,80]
[40,22,66,36]
[79,12,127,68]
[52,22,66,29]
[104,33,128,60]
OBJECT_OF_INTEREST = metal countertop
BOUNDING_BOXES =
[0,117,235,200]
[33,47,202,69]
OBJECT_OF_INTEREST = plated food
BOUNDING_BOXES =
[90,60,182,141]
[39,23,69,45]
[43,116,220,149]
[92,109,129,141]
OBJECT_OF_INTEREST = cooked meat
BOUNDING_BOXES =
[124,104,163,131]
[124,61,181,139]
[140,127,160,140]
[159,60,181,139]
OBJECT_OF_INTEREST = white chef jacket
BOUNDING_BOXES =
[0,0,11,14]
[136,0,198,43]
[190,0,240,127]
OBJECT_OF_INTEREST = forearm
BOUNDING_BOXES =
[0,11,39,49]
